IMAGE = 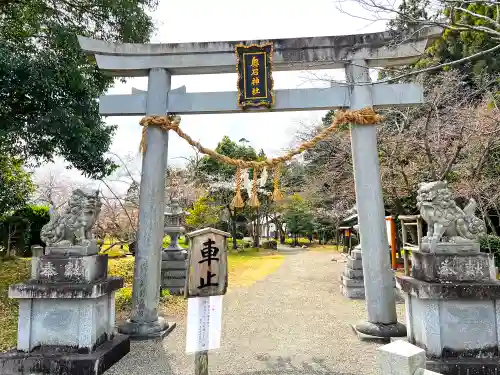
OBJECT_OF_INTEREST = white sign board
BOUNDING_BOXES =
[185,295,223,353]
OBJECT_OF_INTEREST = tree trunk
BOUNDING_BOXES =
[6,223,12,258]
[253,209,260,248]
[266,217,270,240]
[226,205,238,250]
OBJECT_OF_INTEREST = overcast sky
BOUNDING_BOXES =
[34,0,385,188]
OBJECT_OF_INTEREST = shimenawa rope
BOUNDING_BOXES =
[139,108,383,208]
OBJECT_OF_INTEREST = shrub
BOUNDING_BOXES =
[228,238,252,250]
[160,288,171,302]
[115,287,133,311]
[108,258,135,284]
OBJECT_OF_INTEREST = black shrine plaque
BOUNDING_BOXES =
[236,43,274,109]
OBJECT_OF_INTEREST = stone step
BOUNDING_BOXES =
[161,260,187,270]
[351,249,362,260]
[343,268,364,279]
[341,275,365,288]
[347,257,363,270]
[163,286,184,295]
[162,270,186,279]
[340,284,365,299]
[161,278,186,287]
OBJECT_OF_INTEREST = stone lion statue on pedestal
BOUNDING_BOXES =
[417,181,485,249]
[40,189,102,247]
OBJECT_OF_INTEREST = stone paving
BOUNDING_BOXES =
[105,249,405,375]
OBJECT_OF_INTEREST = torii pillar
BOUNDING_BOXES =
[78,27,441,340]
[346,60,406,338]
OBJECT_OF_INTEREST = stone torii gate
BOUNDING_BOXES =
[78,27,440,340]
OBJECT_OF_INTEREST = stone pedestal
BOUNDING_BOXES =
[0,242,130,375]
[161,249,188,295]
[161,198,188,295]
[341,247,365,299]
[397,245,500,374]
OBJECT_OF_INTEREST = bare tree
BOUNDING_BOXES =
[292,70,500,237]
[376,70,500,215]
[317,0,500,82]
[34,168,79,208]
[337,0,500,39]
[93,153,142,250]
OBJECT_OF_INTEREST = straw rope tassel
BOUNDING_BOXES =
[249,168,260,208]
[231,167,245,209]
[272,165,284,202]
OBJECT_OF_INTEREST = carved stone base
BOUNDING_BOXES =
[10,280,122,352]
[118,317,176,340]
[426,357,500,375]
[411,250,496,282]
[398,275,500,368]
[420,241,480,254]
[5,246,126,366]
[45,241,99,256]
[0,334,130,375]
[353,321,407,340]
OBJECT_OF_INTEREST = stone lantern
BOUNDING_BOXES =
[161,197,189,295]
[163,197,186,251]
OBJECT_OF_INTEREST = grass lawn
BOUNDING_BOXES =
[0,247,284,351]
[310,244,342,252]
[227,248,284,289]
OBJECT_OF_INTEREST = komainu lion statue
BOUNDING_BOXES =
[41,189,102,247]
[417,181,485,249]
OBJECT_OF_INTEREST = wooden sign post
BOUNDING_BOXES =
[184,228,230,375]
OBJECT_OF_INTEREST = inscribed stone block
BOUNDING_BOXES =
[377,340,426,375]
[33,254,108,283]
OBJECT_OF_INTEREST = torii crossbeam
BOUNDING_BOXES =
[79,26,441,340]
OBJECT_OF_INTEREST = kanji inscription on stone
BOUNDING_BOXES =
[185,228,230,298]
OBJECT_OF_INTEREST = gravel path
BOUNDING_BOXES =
[105,249,404,375]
